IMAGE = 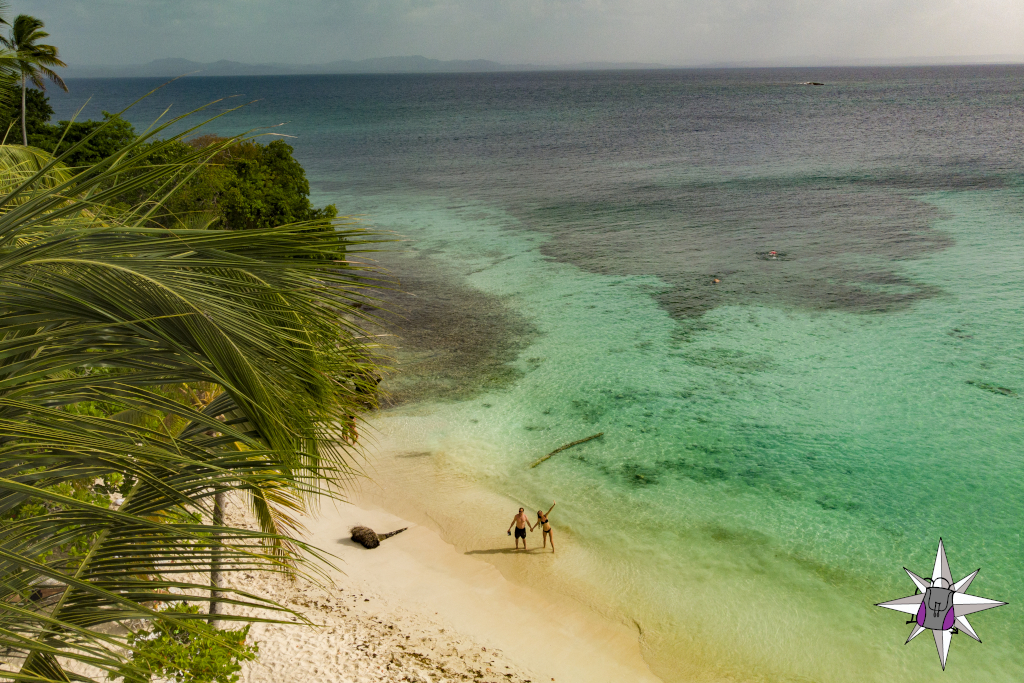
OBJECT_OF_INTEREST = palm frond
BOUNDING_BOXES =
[0,102,392,681]
[0,144,72,201]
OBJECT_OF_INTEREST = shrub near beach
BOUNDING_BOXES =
[0,90,338,230]
[111,605,259,683]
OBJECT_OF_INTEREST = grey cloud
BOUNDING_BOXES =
[15,0,1024,67]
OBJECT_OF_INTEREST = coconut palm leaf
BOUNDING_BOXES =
[0,106,390,681]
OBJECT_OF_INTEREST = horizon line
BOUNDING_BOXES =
[62,54,1024,74]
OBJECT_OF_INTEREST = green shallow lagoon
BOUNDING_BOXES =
[352,188,1023,682]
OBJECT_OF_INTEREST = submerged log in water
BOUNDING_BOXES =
[529,432,604,469]
[350,525,408,549]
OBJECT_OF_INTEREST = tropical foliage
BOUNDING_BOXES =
[3,94,338,229]
[112,134,339,231]
[109,604,258,683]
[0,14,67,145]
[21,112,137,168]
[0,87,49,142]
[0,92,386,683]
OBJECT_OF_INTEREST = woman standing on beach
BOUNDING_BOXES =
[532,502,556,552]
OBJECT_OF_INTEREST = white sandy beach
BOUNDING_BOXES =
[3,425,662,683]
[223,484,660,683]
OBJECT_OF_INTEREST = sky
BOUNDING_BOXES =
[15,0,1024,67]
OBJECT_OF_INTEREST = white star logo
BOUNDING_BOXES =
[877,539,1006,670]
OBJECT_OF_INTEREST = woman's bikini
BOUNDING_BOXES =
[538,514,551,533]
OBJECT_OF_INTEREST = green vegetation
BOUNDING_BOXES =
[111,605,259,683]
[0,84,49,140]
[0,13,67,145]
[22,111,137,165]
[127,133,339,230]
[0,92,338,227]
[0,20,387,682]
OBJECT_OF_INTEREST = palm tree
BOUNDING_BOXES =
[0,6,23,117]
[0,104,387,681]
[1,14,67,146]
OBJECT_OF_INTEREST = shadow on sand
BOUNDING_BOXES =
[465,547,547,556]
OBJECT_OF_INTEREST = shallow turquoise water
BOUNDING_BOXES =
[344,187,1023,681]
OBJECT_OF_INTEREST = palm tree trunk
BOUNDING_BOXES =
[208,487,226,624]
[20,75,27,146]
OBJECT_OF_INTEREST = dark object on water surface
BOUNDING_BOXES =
[965,380,1016,397]
[529,432,604,469]
[802,82,825,86]
[756,250,788,260]
[350,525,408,549]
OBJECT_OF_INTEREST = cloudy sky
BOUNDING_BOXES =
[17,0,1024,66]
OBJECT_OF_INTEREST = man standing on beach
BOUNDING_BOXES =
[507,508,530,550]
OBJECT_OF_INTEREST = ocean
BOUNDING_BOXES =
[51,66,1024,682]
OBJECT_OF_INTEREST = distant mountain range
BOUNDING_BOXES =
[62,56,673,79]
[61,54,1024,79]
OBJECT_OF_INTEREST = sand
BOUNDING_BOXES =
[5,458,659,683]
[234,570,534,683]
[220,491,660,683]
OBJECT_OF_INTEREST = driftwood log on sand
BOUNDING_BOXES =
[529,432,604,468]
[350,525,408,549]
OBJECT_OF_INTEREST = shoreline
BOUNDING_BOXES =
[233,481,661,683]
